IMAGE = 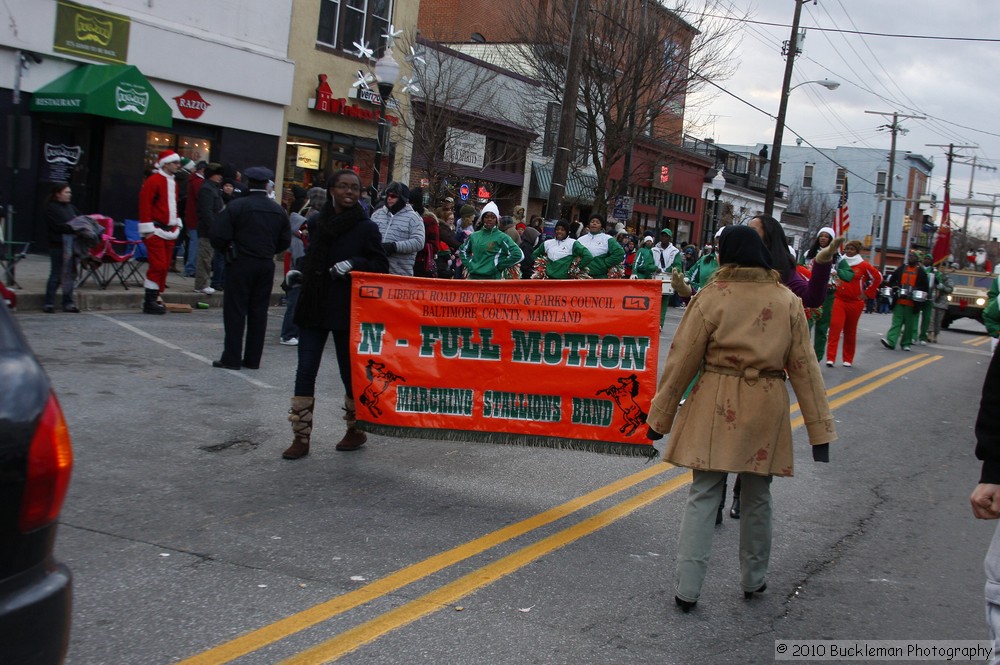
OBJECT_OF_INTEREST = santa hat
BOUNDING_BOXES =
[156,150,181,168]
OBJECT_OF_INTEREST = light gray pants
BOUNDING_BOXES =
[675,470,773,603]
[984,521,1000,664]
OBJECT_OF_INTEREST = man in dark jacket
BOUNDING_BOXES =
[194,163,224,294]
[971,348,1000,653]
[210,166,290,370]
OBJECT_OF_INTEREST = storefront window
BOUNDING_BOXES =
[178,136,211,163]
[145,131,211,171]
[284,137,329,193]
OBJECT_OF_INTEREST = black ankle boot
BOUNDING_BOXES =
[744,582,767,600]
[675,596,697,613]
[729,496,741,519]
[143,288,166,315]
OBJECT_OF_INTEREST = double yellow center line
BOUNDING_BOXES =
[181,353,940,665]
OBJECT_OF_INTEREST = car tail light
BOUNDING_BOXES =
[19,393,74,533]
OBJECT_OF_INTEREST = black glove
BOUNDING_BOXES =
[382,242,396,256]
[645,425,664,441]
[812,443,830,463]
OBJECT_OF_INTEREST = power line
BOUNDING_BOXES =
[679,12,1000,42]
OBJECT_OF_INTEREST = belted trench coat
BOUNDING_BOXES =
[647,266,837,477]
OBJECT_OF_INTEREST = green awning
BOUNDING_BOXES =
[530,161,597,203]
[30,64,172,128]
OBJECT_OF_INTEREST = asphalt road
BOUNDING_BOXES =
[14,303,997,665]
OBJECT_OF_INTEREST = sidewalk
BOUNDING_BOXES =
[3,252,286,312]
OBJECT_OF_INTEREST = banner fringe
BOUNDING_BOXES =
[355,421,659,459]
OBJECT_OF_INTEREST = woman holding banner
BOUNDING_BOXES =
[646,224,836,613]
[530,220,593,279]
[283,169,389,460]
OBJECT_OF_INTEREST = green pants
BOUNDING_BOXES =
[885,303,917,349]
[813,290,835,360]
[660,294,670,327]
[917,302,933,342]
[675,470,773,602]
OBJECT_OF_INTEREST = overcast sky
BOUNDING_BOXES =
[682,1,1000,236]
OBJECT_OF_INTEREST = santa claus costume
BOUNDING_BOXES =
[138,150,184,314]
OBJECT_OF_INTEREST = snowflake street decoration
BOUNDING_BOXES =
[352,70,376,90]
[405,45,426,66]
[382,24,404,49]
[400,76,421,95]
[352,40,374,60]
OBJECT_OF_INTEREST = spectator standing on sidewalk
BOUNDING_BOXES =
[183,161,207,278]
[370,181,425,277]
[42,182,81,313]
[193,164,224,295]
[279,186,325,346]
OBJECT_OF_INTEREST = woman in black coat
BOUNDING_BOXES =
[43,182,81,313]
[283,169,389,459]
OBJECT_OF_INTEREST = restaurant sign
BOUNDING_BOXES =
[54,0,130,65]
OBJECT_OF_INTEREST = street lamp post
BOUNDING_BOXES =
[371,49,401,198]
[711,169,726,242]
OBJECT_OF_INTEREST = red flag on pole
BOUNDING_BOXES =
[932,190,951,266]
[834,175,850,237]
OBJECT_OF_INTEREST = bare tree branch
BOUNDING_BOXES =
[498,0,745,215]
[393,32,539,206]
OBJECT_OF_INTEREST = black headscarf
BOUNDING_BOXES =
[718,224,773,270]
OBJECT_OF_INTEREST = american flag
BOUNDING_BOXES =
[834,175,850,237]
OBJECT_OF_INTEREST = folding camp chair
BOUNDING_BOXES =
[77,215,144,289]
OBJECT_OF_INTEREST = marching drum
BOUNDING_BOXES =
[897,287,912,300]
[879,286,893,298]
[910,290,928,302]
[655,273,675,295]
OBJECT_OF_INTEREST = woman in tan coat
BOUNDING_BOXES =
[647,224,836,612]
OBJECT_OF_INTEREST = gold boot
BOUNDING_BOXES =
[283,396,314,459]
[336,395,367,451]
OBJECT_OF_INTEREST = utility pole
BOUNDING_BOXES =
[546,0,589,224]
[763,0,808,217]
[866,111,924,275]
[957,155,997,257]
[927,142,977,266]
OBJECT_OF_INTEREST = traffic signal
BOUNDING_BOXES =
[902,215,912,232]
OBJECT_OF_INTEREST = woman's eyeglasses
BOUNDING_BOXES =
[334,183,361,192]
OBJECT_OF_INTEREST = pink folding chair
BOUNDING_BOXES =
[76,215,144,290]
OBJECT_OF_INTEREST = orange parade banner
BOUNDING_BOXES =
[349,273,661,456]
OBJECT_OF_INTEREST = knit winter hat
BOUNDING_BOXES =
[480,201,500,221]
[157,150,181,168]
[460,204,476,218]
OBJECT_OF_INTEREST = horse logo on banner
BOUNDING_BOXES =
[596,374,648,436]
[359,359,405,418]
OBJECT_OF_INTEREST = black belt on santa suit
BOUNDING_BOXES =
[703,364,787,384]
